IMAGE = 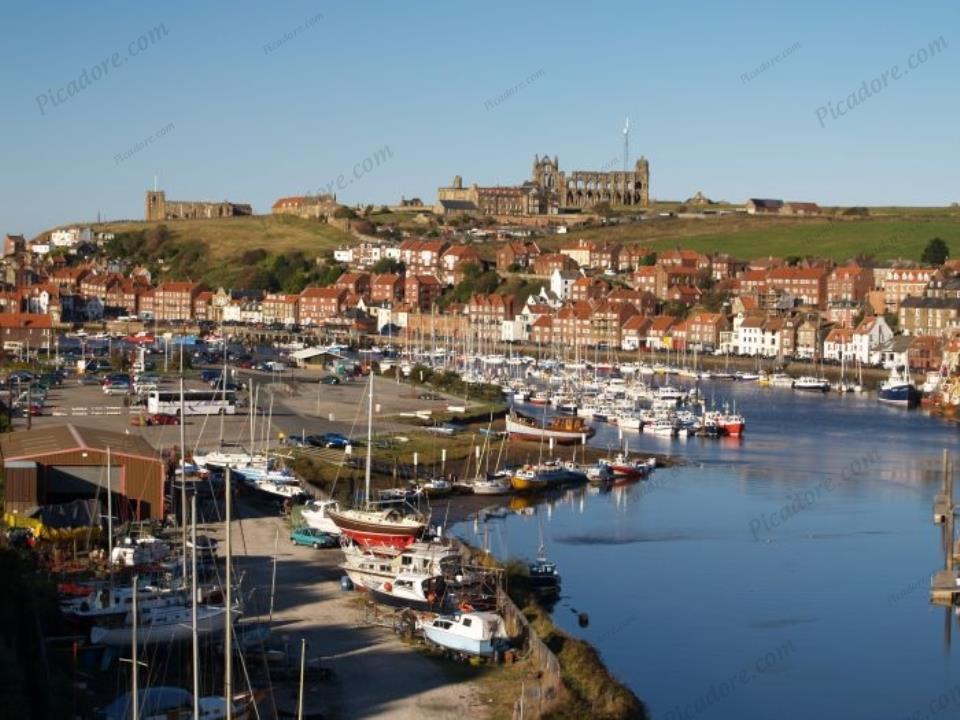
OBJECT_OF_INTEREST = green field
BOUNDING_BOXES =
[552,208,960,262]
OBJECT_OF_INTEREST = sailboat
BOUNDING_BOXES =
[327,372,427,550]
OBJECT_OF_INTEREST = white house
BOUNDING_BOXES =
[30,242,51,255]
[823,327,854,361]
[851,315,893,365]
[333,247,354,264]
[501,318,529,343]
[735,315,766,356]
[550,269,580,300]
[51,227,92,247]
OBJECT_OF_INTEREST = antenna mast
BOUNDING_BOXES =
[622,117,630,172]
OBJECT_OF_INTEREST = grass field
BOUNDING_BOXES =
[87,214,353,262]
[546,208,960,262]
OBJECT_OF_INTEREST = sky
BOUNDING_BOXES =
[1,0,957,237]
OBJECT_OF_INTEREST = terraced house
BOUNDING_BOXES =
[153,281,201,321]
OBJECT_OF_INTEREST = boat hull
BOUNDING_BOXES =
[423,627,496,657]
[879,384,920,407]
[327,511,422,550]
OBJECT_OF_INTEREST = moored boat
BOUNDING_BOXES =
[506,411,594,444]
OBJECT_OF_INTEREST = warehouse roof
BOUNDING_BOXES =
[0,424,159,462]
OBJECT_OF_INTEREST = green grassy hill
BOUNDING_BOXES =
[558,207,960,262]
[71,215,354,290]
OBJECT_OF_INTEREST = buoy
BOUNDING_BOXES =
[383,582,392,592]
[578,612,589,627]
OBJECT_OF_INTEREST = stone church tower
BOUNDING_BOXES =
[145,191,166,222]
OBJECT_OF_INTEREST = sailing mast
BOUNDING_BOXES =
[191,493,199,720]
[179,377,188,578]
[131,576,139,720]
[364,370,374,507]
[106,447,113,579]
[224,467,233,720]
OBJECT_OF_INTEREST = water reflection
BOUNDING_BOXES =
[457,380,960,719]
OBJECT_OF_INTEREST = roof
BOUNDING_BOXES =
[438,200,478,211]
[0,313,52,329]
[748,198,784,209]
[0,424,159,463]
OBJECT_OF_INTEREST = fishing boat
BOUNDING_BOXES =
[646,417,677,437]
[718,411,745,436]
[528,546,560,597]
[300,499,342,535]
[879,366,920,407]
[368,572,449,612]
[510,466,550,492]
[602,454,655,480]
[505,411,594,444]
[423,612,510,657]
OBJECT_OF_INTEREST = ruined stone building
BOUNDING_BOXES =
[270,194,341,221]
[145,190,253,221]
[436,153,650,217]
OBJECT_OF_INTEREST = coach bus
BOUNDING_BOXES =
[147,389,237,416]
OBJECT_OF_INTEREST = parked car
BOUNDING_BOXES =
[200,369,222,383]
[290,527,338,549]
[103,381,131,395]
[319,375,341,385]
[309,432,351,449]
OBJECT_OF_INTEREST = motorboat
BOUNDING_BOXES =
[793,376,830,392]
[340,540,463,590]
[423,612,510,657]
[300,499,342,535]
[368,572,449,612]
[770,373,794,387]
[417,478,453,498]
[510,466,549,492]
[527,547,560,597]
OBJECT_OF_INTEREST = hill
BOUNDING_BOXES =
[72,215,354,290]
[553,207,960,262]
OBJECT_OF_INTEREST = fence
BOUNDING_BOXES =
[496,585,564,718]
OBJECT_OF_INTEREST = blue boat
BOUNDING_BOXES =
[878,367,919,408]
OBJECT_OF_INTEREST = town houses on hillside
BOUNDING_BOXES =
[1,223,958,374]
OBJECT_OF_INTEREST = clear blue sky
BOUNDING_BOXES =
[1,0,957,237]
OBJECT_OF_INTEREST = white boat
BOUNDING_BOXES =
[90,603,229,646]
[368,572,449,612]
[470,472,513,495]
[612,413,642,430]
[423,612,510,657]
[62,584,185,622]
[193,449,268,471]
[98,687,257,720]
[770,373,794,387]
[300,499,342,534]
[793,376,830,392]
[340,540,462,590]
[647,417,677,437]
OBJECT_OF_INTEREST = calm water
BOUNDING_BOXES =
[454,381,960,720]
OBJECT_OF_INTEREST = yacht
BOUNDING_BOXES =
[300,499,341,535]
[340,540,462,590]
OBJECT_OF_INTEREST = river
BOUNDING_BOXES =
[454,380,959,720]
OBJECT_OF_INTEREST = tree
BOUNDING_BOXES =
[332,206,356,220]
[921,237,949,265]
[372,258,404,274]
[640,253,657,266]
